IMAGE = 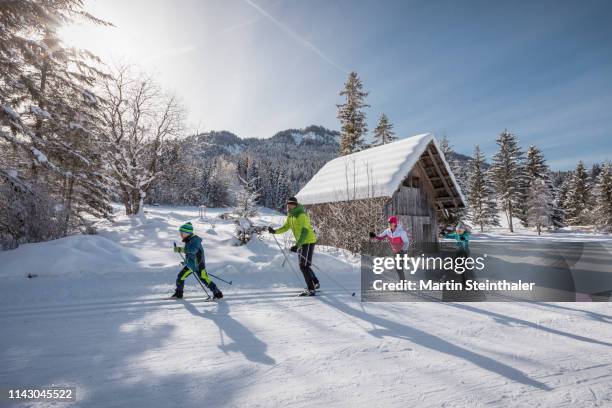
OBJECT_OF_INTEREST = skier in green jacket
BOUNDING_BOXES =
[268,196,320,296]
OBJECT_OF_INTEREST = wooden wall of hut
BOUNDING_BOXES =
[383,165,439,250]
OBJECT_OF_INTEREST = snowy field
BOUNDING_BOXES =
[1,205,611,407]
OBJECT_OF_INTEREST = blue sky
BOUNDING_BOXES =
[61,0,612,169]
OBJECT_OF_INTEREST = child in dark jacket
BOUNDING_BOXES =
[171,222,223,300]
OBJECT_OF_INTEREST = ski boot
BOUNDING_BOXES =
[169,290,183,299]
[298,289,316,297]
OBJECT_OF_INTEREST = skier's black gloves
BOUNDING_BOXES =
[460,236,466,241]
[369,232,376,238]
[290,245,298,252]
[267,226,276,234]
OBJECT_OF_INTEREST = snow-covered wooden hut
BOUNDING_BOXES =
[295,133,466,246]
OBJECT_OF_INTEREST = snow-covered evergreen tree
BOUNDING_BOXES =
[526,179,553,235]
[437,135,468,225]
[234,176,260,219]
[0,0,113,245]
[337,72,369,155]
[490,129,526,232]
[590,163,603,184]
[371,113,396,147]
[439,135,452,158]
[524,146,549,181]
[233,175,261,245]
[593,162,612,231]
[467,145,499,231]
[519,145,559,229]
[564,161,591,225]
[207,158,232,207]
[437,136,469,196]
[550,175,568,229]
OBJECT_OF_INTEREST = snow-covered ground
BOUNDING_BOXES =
[1,205,611,407]
[467,211,612,242]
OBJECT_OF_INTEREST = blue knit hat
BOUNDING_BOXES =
[179,222,193,234]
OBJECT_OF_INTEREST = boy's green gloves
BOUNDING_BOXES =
[173,246,185,253]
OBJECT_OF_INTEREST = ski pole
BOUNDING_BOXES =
[191,268,212,298]
[270,233,305,287]
[174,242,211,299]
[208,273,232,285]
[295,249,356,297]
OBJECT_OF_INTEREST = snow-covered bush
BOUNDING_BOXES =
[308,197,388,254]
[0,174,66,249]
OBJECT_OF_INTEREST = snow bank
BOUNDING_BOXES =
[0,205,358,292]
[0,235,140,278]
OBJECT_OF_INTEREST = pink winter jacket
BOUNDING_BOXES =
[374,225,411,253]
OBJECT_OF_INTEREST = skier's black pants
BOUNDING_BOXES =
[395,250,407,281]
[175,266,221,295]
[297,243,318,290]
[455,248,469,284]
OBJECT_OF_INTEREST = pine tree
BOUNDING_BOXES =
[337,72,369,155]
[590,163,602,183]
[526,179,553,235]
[206,158,231,207]
[437,135,469,225]
[490,129,526,232]
[437,135,468,195]
[564,161,591,225]
[519,145,558,229]
[593,162,612,231]
[439,135,452,159]
[0,0,113,244]
[550,173,569,228]
[233,175,261,244]
[524,146,549,181]
[467,146,499,231]
[371,113,396,147]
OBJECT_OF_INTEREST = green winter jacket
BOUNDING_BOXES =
[274,204,317,245]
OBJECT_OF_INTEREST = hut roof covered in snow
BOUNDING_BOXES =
[296,133,466,209]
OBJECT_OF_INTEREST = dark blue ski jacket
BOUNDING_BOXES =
[182,234,206,273]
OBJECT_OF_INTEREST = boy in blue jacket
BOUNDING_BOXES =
[170,222,223,300]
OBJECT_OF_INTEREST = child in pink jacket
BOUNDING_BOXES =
[369,216,412,280]
[370,216,411,253]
